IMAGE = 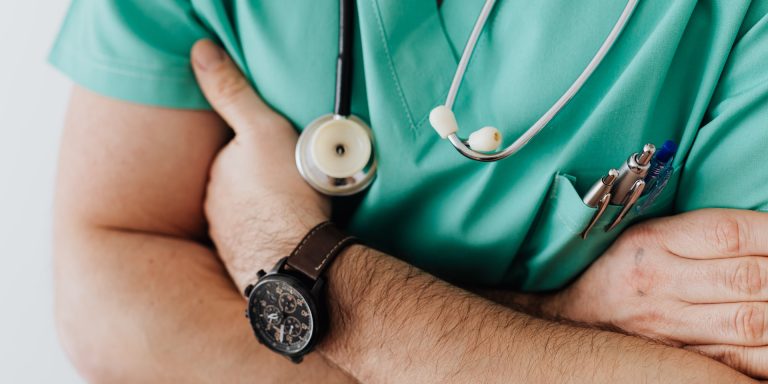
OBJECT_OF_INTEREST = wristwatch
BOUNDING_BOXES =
[244,221,356,363]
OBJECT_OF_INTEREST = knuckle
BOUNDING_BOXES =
[732,303,767,343]
[710,347,745,372]
[713,347,761,379]
[726,259,766,295]
[257,114,293,133]
[212,70,250,107]
[624,221,662,247]
[706,216,743,255]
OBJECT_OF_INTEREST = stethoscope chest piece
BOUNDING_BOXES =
[296,114,376,196]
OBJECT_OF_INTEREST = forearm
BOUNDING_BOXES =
[54,224,355,384]
[320,246,751,383]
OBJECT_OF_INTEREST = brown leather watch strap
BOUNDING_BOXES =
[285,222,356,281]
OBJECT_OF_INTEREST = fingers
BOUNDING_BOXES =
[687,344,768,379]
[663,302,768,347]
[673,256,768,303]
[645,209,768,259]
[190,39,290,137]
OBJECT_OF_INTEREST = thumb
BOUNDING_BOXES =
[191,39,289,137]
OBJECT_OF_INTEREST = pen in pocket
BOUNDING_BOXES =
[610,143,655,205]
[581,169,619,239]
[579,143,655,239]
[636,140,678,214]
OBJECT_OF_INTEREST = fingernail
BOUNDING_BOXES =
[193,40,225,70]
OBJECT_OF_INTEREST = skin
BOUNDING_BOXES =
[191,40,759,382]
[52,39,760,382]
[573,211,768,378]
[53,88,355,383]
[485,210,768,379]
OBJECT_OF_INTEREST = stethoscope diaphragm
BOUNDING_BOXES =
[295,114,376,196]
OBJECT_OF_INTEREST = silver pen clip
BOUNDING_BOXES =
[605,178,646,232]
[581,169,619,239]
[610,144,655,205]
[601,143,655,232]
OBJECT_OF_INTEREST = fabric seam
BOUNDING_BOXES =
[371,0,417,131]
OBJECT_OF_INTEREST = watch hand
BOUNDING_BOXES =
[279,324,285,343]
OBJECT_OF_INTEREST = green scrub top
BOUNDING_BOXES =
[51,0,768,291]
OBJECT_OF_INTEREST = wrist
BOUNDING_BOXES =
[318,244,376,373]
[219,209,328,293]
[241,221,356,364]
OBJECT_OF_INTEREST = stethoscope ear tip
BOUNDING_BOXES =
[430,104,503,153]
[429,105,459,139]
[468,126,502,152]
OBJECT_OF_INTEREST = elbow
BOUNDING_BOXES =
[53,262,125,384]
[53,225,135,383]
[55,309,116,384]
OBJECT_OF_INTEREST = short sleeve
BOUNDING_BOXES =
[49,0,213,109]
[676,1,768,212]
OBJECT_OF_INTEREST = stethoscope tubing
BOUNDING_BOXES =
[334,0,354,117]
[295,0,376,196]
[445,0,640,162]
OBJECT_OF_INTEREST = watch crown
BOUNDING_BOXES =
[257,270,266,278]
[244,284,254,297]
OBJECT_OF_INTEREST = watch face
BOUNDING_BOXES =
[248,276,315,354]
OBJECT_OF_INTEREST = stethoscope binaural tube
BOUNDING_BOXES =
[295,0,377,196]
[430,0,640,162]
[334,0,353,117]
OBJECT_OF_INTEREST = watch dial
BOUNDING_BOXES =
[279,293,298,313]
[250,278,314,354]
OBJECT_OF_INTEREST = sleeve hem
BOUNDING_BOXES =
[48,42,211,110]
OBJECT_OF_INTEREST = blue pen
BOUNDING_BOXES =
[636,140,677,213]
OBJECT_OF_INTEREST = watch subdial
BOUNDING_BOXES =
[278,293,298,313]
[284,316,302,338]
[262,305,282,327]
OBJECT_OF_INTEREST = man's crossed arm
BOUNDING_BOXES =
[53,87,356,383]
[190,41,759,382]
[53,39,759,383]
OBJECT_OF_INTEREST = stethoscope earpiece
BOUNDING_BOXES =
[429,106,502,153]
[467,126,502,152]
[428,105,458,139]
[296,114,376,196]
[430,0,638,162]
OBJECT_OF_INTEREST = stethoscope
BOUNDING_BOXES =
[296,0,639,196]
[295,0,376,196]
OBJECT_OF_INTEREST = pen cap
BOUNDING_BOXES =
[583,169,619,207]
[610,144,655,205]
[655,140,678,164]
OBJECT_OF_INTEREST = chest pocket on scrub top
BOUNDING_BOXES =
[510,168,680,292]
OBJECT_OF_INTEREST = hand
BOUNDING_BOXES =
[546,209,768,378]
[191,39,330,291]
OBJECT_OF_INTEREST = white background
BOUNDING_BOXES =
[0,1,83,383]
